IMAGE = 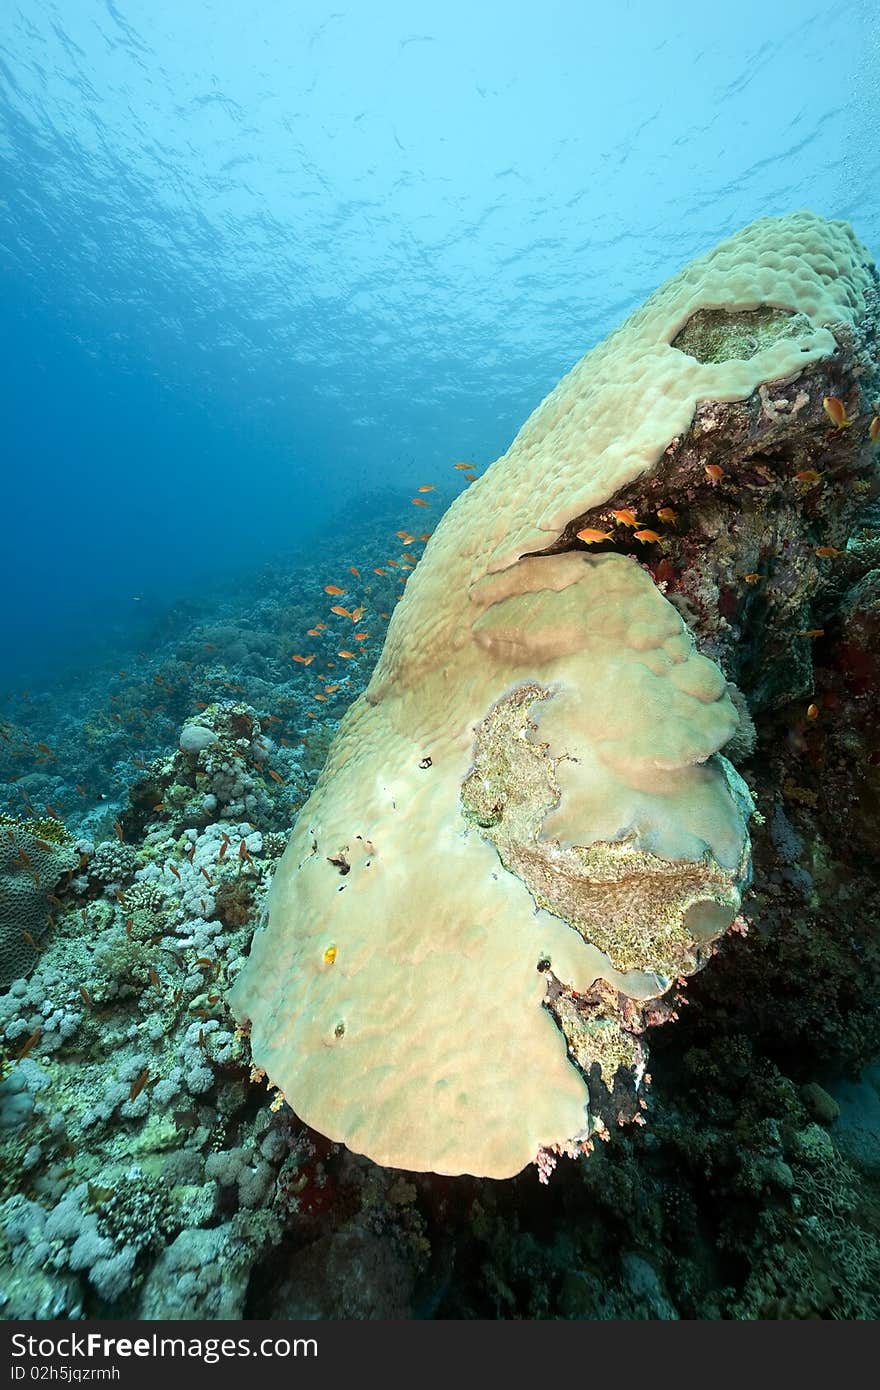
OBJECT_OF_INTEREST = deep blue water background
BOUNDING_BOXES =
[1,0,878,688]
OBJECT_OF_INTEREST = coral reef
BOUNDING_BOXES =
[1,215,879,1320]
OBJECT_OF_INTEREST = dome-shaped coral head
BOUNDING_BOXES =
[231,211,875,1179]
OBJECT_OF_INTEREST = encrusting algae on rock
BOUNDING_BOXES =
[231,211,879,1179]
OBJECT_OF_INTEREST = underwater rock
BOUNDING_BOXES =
[232,212,879,1179]
[800,1081,840,1126]
[271,1228,415,1319]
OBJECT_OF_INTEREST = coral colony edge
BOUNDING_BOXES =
[2,210,880,1319]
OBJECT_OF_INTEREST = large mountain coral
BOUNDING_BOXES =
[232,212,879,1178]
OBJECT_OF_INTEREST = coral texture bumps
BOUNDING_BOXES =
[231,212,875,1178]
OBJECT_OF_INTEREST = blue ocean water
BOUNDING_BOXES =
[2,0,876,686]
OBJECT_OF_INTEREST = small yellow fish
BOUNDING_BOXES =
[576,527,612,544]
[823,396,850,429]
[323,946,337,965]
[633,529,662,543]
[704,464,725,481]
[655,508,678,525]
[609,508,641,528]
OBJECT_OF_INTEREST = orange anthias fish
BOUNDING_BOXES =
[870,416,880,443]
[655,507,678,525]
[351,605,366,622]
[411,497,429,507]
[576,527,612,544]
[373,568,387,577]
[418,485,435,492]
[794,469,822,484]
[396,532,415,544]
[307,628,321,637]
[349,566,361,579]
[354,632,369,641]
[453,462,473,471]
[329,605,351,618]
[609,509,641,528]
[815,545,842,558]
[704,464,725,481]
[419,533,432,542]
[292,653,316,665]
[324,584,345,596]
[743,573,762,585]
[338,650,355,659]
[796,629,825,639]
[823,396,850,429]
[633,529,662,543]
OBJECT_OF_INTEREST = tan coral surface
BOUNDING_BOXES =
[231,213,874,1178]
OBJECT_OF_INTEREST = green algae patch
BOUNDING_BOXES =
[671,306,815,364]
